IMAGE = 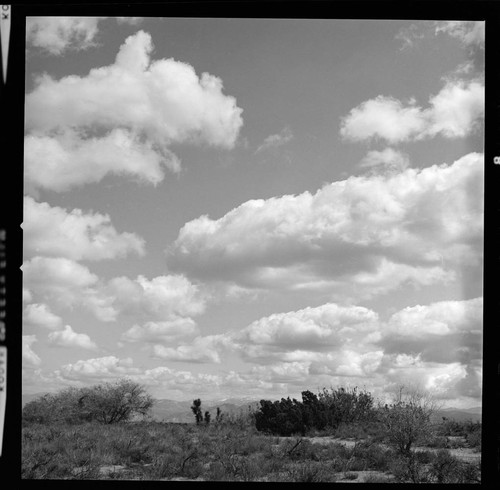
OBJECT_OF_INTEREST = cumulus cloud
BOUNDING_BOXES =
[106,274,207,321]
[25,30,243,192]
[59,356,140,379]
[24,129,180,193]
[340,80,484,144]
[256,127,293,153]
[23,196,145,260]
[26,17,101,54]
[23,335,42,367]
[231,303,384,378]
[22,256,207,325]
[23,303,63,330]
[167,153,482,299]
[48,325,98,350]
[381,297,482,364]
[22,256,117,321]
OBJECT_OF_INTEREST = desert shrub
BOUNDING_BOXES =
[22,379,154,425]
[318,386,375,429]
[378,385,439,455]
[364,474,395,483]
[389,453,430,483]
[428,449,460,483]
[426,435,449,448]
[466,429,481,450]
[285,461,335,482]
[255,386,375,436]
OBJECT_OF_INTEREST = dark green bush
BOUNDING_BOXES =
[255,386,375,436]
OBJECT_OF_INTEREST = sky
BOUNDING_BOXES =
[21,17,484,408]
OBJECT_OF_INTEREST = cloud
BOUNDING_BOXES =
[238,303,378,352]
[381,297,482,364]
[106,274,207,321]
[340,80,484,144]
[25,30,243,192]
[23,335,42,367]
[152,335,229,363]
[395,23,426,50]
[256,127,293,153]
[359,148,410,174]
[24,129,180,193]
[121,318,199,343]
[116,17,143,26]
[28,295,482,405]
[48,325,98,350]
[435,21,485,48]
[23,256,207,325]
[23,196,146,261]
[23,303,63,330]
[22,256,117,321]
[26,17,101,54]
[59,356,140,379]
[167,153,482,299]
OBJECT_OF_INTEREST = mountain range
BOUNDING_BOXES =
[22,392,481,424]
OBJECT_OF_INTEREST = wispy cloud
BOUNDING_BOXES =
[255,127,293,153]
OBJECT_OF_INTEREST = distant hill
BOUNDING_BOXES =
[149,398,260,423]
[432,407,482,423]
[22,393,481,424]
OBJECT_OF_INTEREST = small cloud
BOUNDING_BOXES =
[116,17,144,26]
[256,127,293,154]
[395,23,425,50]
[48,325,98,350]
[340,80,484,144]
[23,303,63,330]
[23,335,42,367]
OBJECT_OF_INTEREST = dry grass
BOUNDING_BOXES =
[22,419,481,482]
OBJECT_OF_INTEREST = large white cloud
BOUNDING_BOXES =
[23,196,145,261]
[48,325,98,350]
[25,30,243,192]
[340,80,484,144]
[167,153,483,298]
